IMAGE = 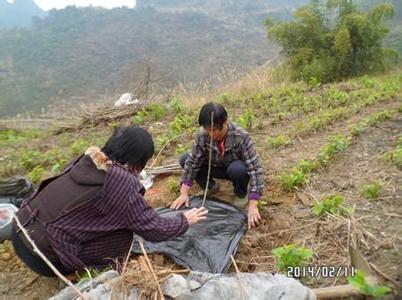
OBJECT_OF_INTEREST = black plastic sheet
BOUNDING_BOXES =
[132,196,247,273]
[0,177,34,207]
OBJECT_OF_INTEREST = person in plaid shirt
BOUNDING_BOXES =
[171,102,264,228]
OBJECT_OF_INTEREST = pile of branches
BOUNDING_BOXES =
[54,101,151,134]
[114,255,188,300]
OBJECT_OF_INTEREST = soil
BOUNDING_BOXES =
[0,99,401,298]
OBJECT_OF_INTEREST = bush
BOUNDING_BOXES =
[266,1,395,82]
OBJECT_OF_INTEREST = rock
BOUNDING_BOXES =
[51,271,316,300]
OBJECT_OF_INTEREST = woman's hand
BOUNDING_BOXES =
[183,207,208,225]
[248,201,261,229]
[170,184,191,209]
[170,194,190,210]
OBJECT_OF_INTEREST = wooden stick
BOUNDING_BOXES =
[121,239,135,275]
[14,216,88,300]
[369,262,399,287]
[202,111,214,207]
[150,132,187,168]
[313,284,360,298]
[138,240,164,300]
[230,255,245,300]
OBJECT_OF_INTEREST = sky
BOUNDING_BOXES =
[6,0,136,10]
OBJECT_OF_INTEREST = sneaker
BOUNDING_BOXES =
[196,182,220,197]
[233,195,248,209]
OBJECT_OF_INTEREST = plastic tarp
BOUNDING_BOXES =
[0,177,34,208]
[131,196,247,273]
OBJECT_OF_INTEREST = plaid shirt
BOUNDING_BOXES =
[181,122,264,200]
[45,160,188,272]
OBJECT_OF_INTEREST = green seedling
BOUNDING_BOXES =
[361,181,383,200]
[279,169,308,191]
[71,139,90,156]
[29,166,45,184]
[166,176,180,195]
[272,244,313,272]
[266,135,288,149]
[312,194,353,217]
[348,270,390,298]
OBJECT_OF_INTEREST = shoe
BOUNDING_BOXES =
[196,182,220,197]
[233,195,248,209]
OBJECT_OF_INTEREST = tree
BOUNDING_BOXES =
[266,0,397,83]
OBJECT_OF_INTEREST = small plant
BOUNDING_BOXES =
[368,110,391,125]
[169,96,184,114]
[20,150,42,171]
[361,181,383,200]
[308,76,321,88]
[272,244,313,272]
[266,135,288,149]
[71,139,90,156]
[149,103,166,121]
[133,110,148,125]
[381,136,402,170]
[29,166,45,184]
[257,199,268,210]
[155,134,169,151]
[347,270,390,298]
[296,159,317,173]
[236,108,255,129]
[175,143,187,155]
[317,134,349,165]
[218,92,231,104]
[166,176,180,195]
[279,169,308,191]
[312,194,353,217]
[170,114,194,136]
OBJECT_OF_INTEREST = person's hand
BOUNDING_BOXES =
[171,194,190,209]
[170,184,191,210]
[248,201,261,229]
[183,207,208,225]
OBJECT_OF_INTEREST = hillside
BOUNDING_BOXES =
[0,0,46,28]
[0,67,401,297]
[0,1,293,117]
[0,0,401,118]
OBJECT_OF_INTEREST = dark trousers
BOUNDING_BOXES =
[180,153,249,197]
[11,224,69,277]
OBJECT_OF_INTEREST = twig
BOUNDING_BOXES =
[14,216,88,300]
[150,132,187,168]
[230,255,245,300]
[202,111,214,207]
[369,262,399,287]
[121,239,135,275]
[139,240,164,300]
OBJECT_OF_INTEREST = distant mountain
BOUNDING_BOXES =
[0,0,47,28]
[0,2,294,117]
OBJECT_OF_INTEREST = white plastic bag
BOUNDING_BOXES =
[0,203,18,241]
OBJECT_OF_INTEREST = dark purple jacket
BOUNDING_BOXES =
[16,154,188,272]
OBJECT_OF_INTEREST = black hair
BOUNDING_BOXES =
[198,102,228,130]
[102,126,154,170]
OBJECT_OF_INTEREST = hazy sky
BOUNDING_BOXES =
[7,0,136,10]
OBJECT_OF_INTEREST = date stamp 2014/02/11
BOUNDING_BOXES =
[287,266,356,278]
